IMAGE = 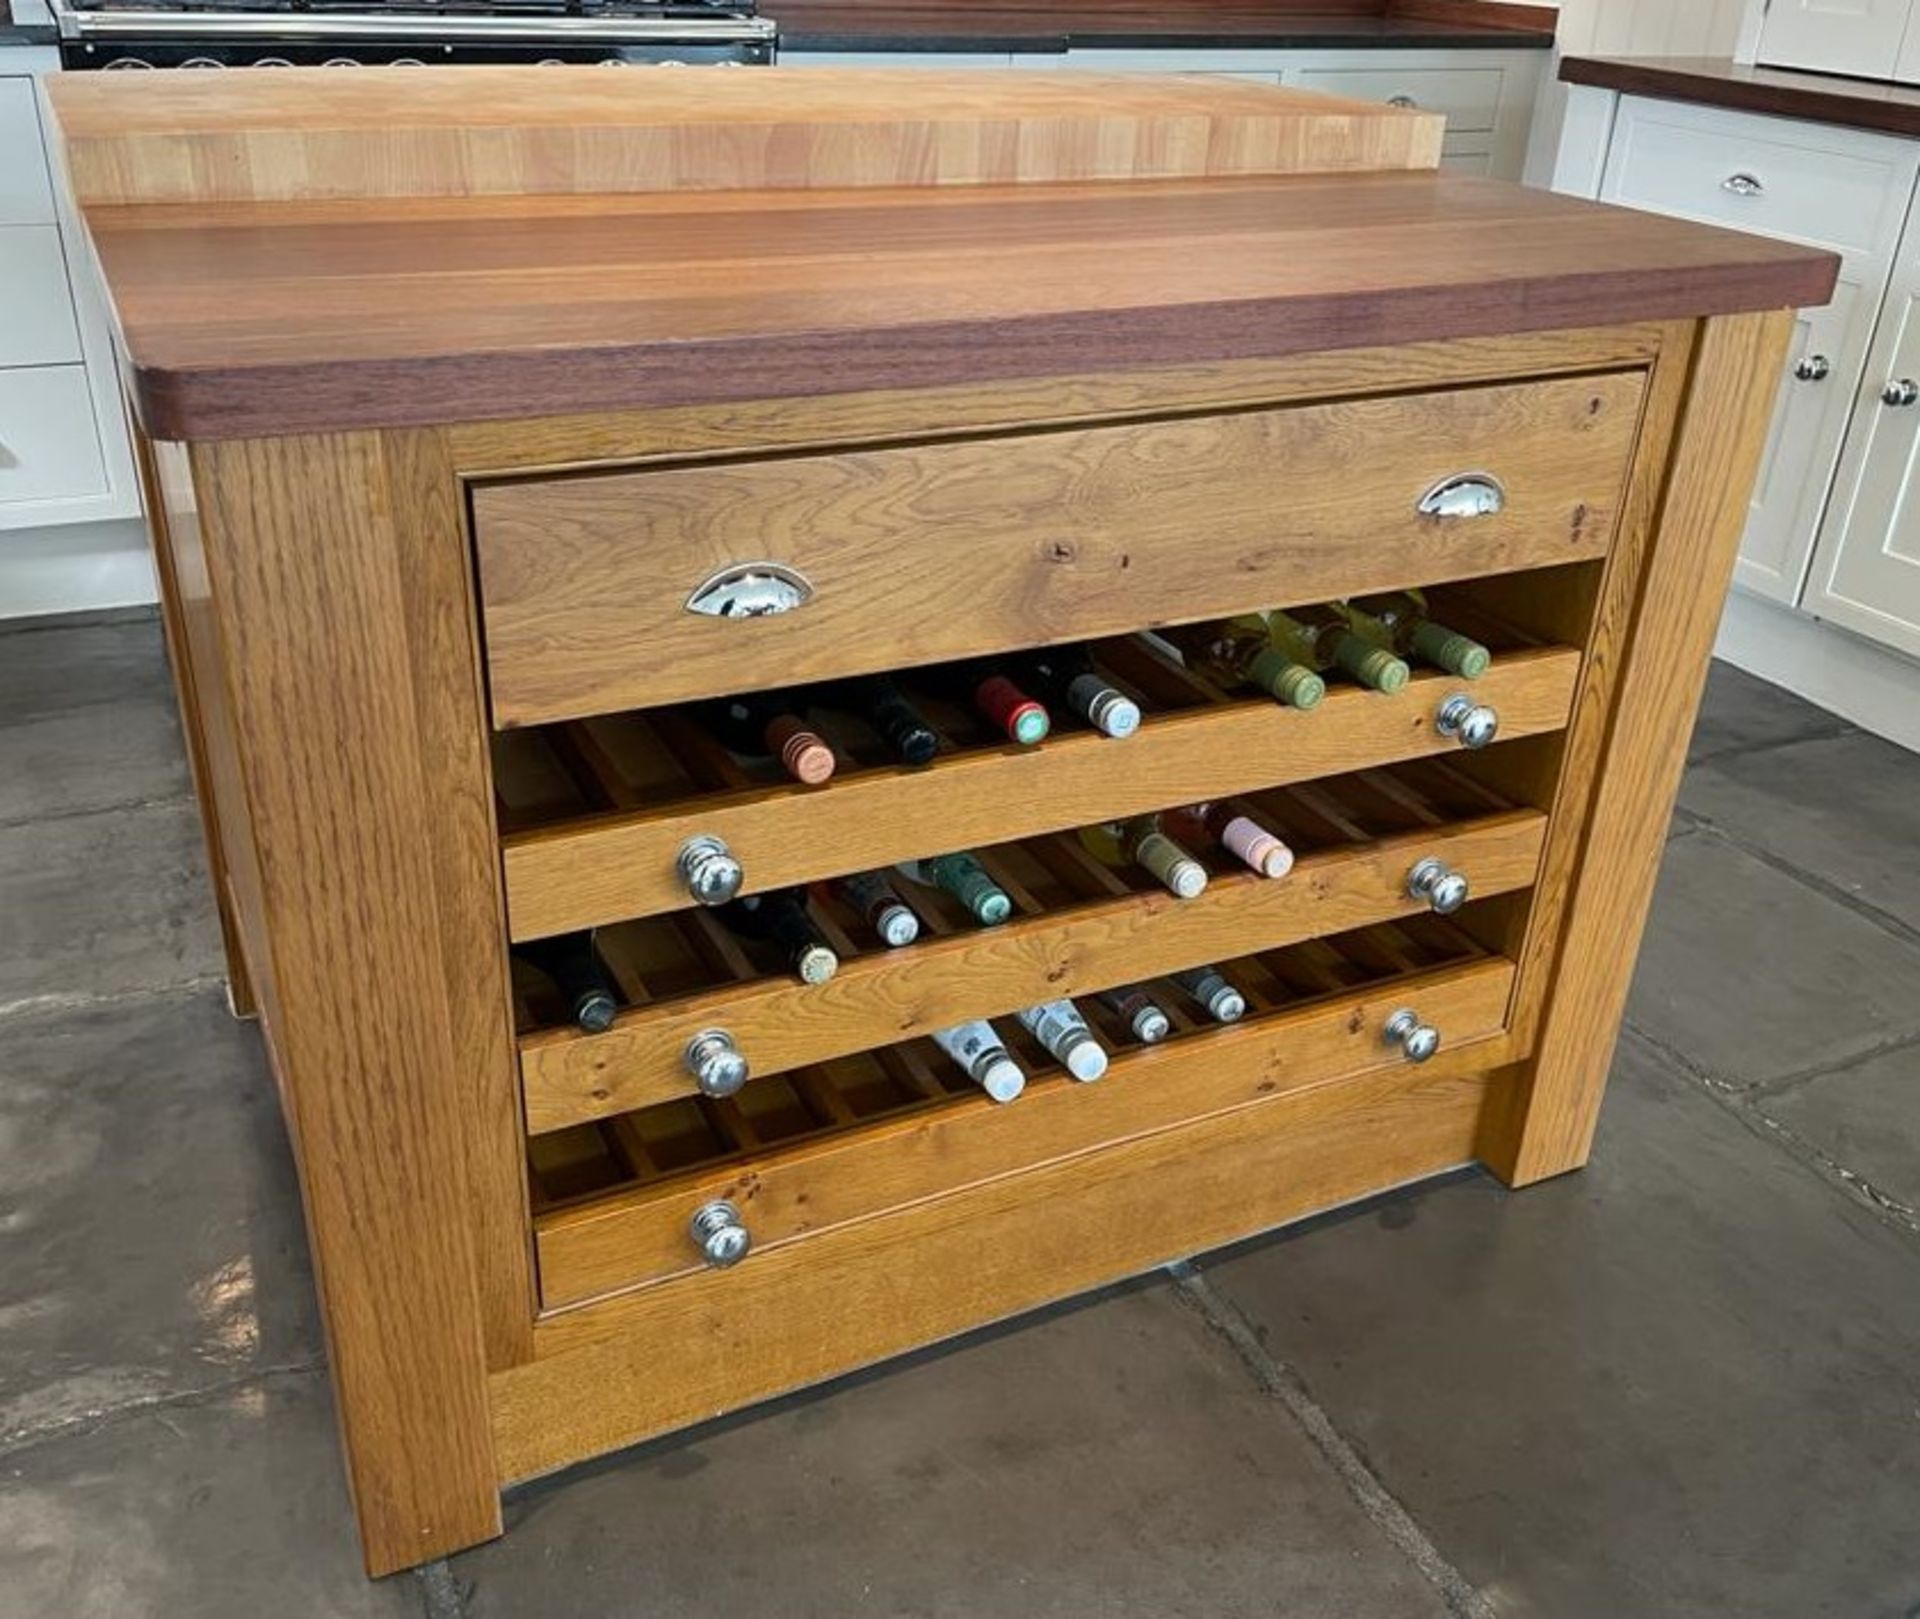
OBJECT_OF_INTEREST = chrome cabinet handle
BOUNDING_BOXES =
[1384,1008,1441,1064]
[1883,378,1920,408]
[684,1029,749,1098]
[1435,693,1499,750]
[689,1199,752,1268]
[1793,354,1831,383]
[1417,472,1506,520]
[1406,857,1471,915]
[685,561,814,619]
[1722,172,1764,197]
[677,834,744,906]
[1388,94,1418,108]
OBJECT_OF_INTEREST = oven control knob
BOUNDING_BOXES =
[102,57,156,69]
[1383,1008,1441,1064]
[689,1200,751,1269]
[180,57,224,69]
[322,57,362,68]
[676,835,744,906]
[1435,693,1499,750]
[253,57,294,68]
[1406,857,1470,915]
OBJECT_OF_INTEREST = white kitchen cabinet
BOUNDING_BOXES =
[0,77,56,226]
[1754,0,1918,79]
[1595,96,1920,604]
[0,367,108,511]
[0,225,85,367]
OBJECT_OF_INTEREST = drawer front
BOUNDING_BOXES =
[521,809,1547,1132]
[0,367,107,507]
[1291,66,1503,133]
[533,956,1515,1309]
[0,227,82,368]
[471,371,1643,729]
[0,79,56,227]
[1601,98,1920,260]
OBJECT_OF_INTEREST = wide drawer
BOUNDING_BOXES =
[532,953,1516,1310]
[1601,98,1920,261]
[470,371,1643,729]
[0,366,107,507]
[0,80,57,227]
[0,226,83,368]
[1291,66,1504,133]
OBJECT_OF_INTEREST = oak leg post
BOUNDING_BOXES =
[191,430,533,1573]
[1481,309,1796,1187]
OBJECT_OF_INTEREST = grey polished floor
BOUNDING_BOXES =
[2,614,1916,1619]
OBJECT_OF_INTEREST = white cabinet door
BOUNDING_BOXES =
[1757,0,1917,79]
[0,366,109,515]
[0,225,82,367]
[0,78,56,227]
[1806,246,1920,657]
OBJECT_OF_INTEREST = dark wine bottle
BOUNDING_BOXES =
[929,658,1051,746]
[691,691,836,785]
[515,932,619,1034]
[1012,647,1141,739]
[718,889,840,984]
[821,674,941,766]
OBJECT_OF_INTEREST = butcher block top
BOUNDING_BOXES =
[45,70,1837,443]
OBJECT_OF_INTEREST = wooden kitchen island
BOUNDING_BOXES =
[46,70,1834,1575]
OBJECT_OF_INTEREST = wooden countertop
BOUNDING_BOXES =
[84,172,1834,441]
[1561,54,1920,139]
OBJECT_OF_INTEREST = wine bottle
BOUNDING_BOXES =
[1265,606,1409,695]
[1078,815,1209,899]
[1156,617,1326,709]
[1172,966,1247,1024]
[932,1020,1026,1102]
[1098,985,1172,1045]
[930,659,1051,746]
[1016,998,1109,1082]
[1163,801,1295,880]
[831,870,921,948]
[1012,647,1141,739]
[820,674,941,766]
[1342,590,1491,679]
[690,691,836,785]
[515,932,619,1035]
[717,889,839,984]
[894,852,1013,926]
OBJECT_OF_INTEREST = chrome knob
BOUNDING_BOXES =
[1721,171,1764,196]
[689,1199,751,1268]
[1406,856,1470,915]
[677,834,743,906]
[1435,693,1498,750]
[1384,1008,1440,1064]
[1388,94,1418,108]
[1883,378,1920,408]
[684,1029,749,1098]
[1793,354,1831,383]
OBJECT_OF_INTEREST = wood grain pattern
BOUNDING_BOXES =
[504,650,1581,939]
[188,432,529,1575]
[45,69,1442,208]
[1484,310,1797,1187]
[66,174,1834,441]
[536,958,1517,1307]
[523,814,1543,1133]
[497,1053,1493,1476]
[1560,54,1920,142]
[473,373,1639,727]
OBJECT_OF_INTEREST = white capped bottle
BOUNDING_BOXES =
[932,1020,1026,1102]
[1016,998,1109,1082]
[831,871,921,947]
[1078,816,1209,899]
[1172,966,1246,1024]
[1098,985,1172,1045]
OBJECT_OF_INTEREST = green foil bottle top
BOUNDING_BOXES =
[1334,634,1411,694]
[1411,621,1491,679]
[1247,647,1327,710]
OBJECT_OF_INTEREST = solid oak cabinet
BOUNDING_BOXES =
[46,69,1829,1576]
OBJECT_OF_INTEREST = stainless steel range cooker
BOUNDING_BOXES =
[52,0,777,70]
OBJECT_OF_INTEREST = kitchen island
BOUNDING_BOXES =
[47,68,1832,1576]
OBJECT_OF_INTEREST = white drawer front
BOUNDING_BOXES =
[1602,98,1920,259]
[0,226,82,367]
[0,79,55,227]
[1291,66,1502,133]
[0,367,108,507]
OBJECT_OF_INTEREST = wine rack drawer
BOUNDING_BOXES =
[518,809,1545,1133]
[499,646,1579,941]
[470,371,1642,729]
[530,940,1516,1311]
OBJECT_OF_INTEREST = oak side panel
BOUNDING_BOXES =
[497,1058,1493,1478]
[190,432,520,1574]
[1482,310,1797,1185]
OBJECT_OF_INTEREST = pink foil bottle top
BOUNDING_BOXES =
[764,716,837,785]
[1220,815,1295,879]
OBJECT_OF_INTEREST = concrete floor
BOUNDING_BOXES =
[2,611,1918,1619]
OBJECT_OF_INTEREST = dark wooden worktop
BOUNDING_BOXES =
[1561,55,1920,140]
[88,172,1833,442]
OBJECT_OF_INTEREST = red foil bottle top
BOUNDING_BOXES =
[764,715,836,785]
[974,675,1051,745]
